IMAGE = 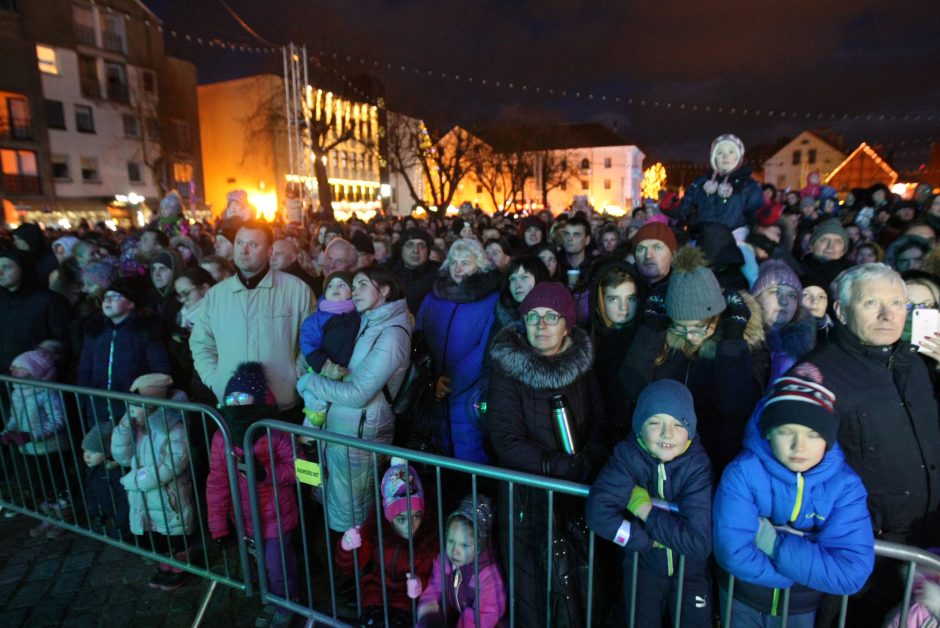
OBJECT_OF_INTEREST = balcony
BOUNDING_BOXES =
[107,83,129,104]
[3,174,40,194]
[102,31,124,54]
[74,24,96,47]
[80,77,100,99]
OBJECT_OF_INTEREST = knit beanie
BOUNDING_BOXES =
[151,249,183,276]
[219,216,245,245]
[53,236,80,258]
[632,380,697,439]
[665,247,727,320]
[224,362,277,406]
[447,494,495,546]
[106,276,143,306]
[129,373,173,398]
[81,261,118,290]
[800,196,817,210]
[323,270,354,292]
[810,219,849,249]
[381,457,425,523]
[631,222,678,252]
[402,228,433,249]
[519,281,577,329]
[710,134,745,173]
[11,349,56,381]
[0,248,31,272]
[750,260,803,300]
[82,421,113,454]
[760,375,838,449]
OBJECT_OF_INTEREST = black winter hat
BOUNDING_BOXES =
[350,230,375,255]
[224,362,277,406]
[401,228,433,249]
[106,276,143,306]
[760,375,838,449]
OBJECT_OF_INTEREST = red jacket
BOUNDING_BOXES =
[205,429,299,540]
[336,509,438,612]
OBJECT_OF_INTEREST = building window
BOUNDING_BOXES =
[604,179,611,189]
[560,181,567,191]
[72,4,96,47]
[75,105,94,133]
[51,154,70,180]
[100,13,125,54]
[79,156,99,182]
[476,184,483,194]
[1,94,32,139]
[604,157,612,168]
[580,158,590,170]
[104,62,128,103]
[580,179,589,190]
[792,150,801,165]
[127,161,142,183]
[172,119,191,152]
[1,148,40,193]
[45,100,66,130]
[122,114,139,137]
[36,45,58,75]
[173,161,193,183]
[808,149,817,165]
[145,117,159,140]
[777,175,786,188]
[141,70,156,95]
[78,55,99,98]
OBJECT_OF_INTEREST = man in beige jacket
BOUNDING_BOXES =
[190,220,315,417]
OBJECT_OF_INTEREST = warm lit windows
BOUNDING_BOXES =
[173,161,193,182]
[37,45,58,74]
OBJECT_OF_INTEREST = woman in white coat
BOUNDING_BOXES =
[297,266,411,532]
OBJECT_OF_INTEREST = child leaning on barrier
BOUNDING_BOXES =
[713,374,875,627]
[82,421,130,540]
[298,270,360,426]
[205,362,298,628]
[586,379,714,628]
[337,458,437,628]
[110,373,196,592]
[417,494,507,628]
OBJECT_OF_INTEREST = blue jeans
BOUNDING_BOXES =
[719,587,815,628]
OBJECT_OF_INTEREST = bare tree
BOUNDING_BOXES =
[533,149,577,209]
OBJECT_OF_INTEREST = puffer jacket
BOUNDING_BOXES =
[416,270,500,463]
[110,395,194,537]
[713,407,875,614]
[301,298,411,531]
[765,306,817,386]
[205,428,299,540]
[671,167,763,230]
[418,545,507,628]
[6,383,68,455]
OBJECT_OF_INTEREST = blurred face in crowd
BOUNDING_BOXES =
[138,232,163,258]
[101,290,134,322]
[713,140,741,174]
[524,226,543,247]
[757,284,800,329]
[323,242,357,275]
[508,267,536,303]
[525,307,568,355]
[174,276,207,309]
[373,240,389,261]
[634,239,672,283]
[768,424,826,473]
[448,252,478,284]
[351,272,388,313]
[855,245,878,265]
[537,249,558,277]
[82,278,105,299]
[214,235,234,259]
[0,258,23,291]
[811,234,846,261]
[835,276,906,346]
[270,240,297,271]
[402,238,430,269]
[482,228,500,243]
[640,414,690,463]
[561,224,589,256]
[83,449,105,468]
[485,242,511,272]
[151,262,174,291]
[234,228,272,278]
[603,281,638,326]
[896,247,925,272]
[600,231,619,254]
[324,276,352,302]
[802,285,828,319]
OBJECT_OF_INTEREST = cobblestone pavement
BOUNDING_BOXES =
[0,510,271,627]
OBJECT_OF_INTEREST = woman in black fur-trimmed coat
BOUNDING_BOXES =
[487,289,609,627]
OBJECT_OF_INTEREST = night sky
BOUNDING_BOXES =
[145,0,940,170]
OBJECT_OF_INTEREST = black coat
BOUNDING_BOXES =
[789,323,940,545]
[0,284,71,372]
[388,259,439,315]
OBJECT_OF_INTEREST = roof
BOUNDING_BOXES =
[472,123,632,152]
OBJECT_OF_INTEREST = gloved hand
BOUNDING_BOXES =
[755,517,778,556]
[627,486,652,517]
[720,290,750,339]
[341,526,362,551]
[641,294,670,332]
[296,371,315,396]
[119,472,138,491]
[406,573,422,599]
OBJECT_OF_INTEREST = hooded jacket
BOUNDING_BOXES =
[416,270,500,463]
[672,167,763,230]
[713,409,875,614]
[0,266,71,373]
[418,545,507,628]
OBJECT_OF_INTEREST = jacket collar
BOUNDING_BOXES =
[831,320,916,366]
[490,324,594,389]
[232,266,273,292]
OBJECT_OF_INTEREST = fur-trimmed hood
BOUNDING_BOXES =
[665,290,764,360]
[490,324,594,389]
[766,306,817,360]
[494,298,521,327]
[433,269,502,303]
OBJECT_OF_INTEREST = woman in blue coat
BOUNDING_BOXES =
[415,238,500,463]
[713,374,875,626]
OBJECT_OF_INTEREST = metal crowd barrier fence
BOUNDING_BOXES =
[0,375,253,625]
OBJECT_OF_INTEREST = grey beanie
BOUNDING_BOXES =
[810,219,849,248]
[82,422,113,455]
[632,380,698,439]
[665,247,726,321]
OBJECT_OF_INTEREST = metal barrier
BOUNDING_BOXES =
[0,375,254,625]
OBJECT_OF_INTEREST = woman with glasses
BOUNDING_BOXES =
[167,266,216,405]
[487,282,608,627]
[620,246,767,473]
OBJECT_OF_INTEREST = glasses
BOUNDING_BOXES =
[669,323,711,339]
[224,392,253,406]
[906,301,937,313]
[102,293,127,303]
[524,311,562,326]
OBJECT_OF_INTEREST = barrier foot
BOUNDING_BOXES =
[191,579,219,627]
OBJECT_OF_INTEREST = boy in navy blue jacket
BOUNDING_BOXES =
[586,379,713,627]
[713,374,875,627]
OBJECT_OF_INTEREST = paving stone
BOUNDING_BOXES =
[71,583,110,610]
[0,606,30,627]
[62,550,97,572]
[8,577,52,608]
[50,572,86,596]
[0,560,30,584]
[59,611,101,628]
[29,558,61,580]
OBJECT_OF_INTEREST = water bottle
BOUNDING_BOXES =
[550,394,578,455]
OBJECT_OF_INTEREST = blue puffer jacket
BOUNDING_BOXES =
[673,167,763,230]
[415,270,500,463]
[713,405,875,614]
[587,436,713,577]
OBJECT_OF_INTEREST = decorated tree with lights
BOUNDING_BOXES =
[641,162,667,200]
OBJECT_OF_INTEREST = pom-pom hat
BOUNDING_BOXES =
[382,457,425,522]
[665,247,727,321]
[224,362,278,406]
[760,375,838,449]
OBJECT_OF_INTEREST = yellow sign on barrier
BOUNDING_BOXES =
[295,459,322,486]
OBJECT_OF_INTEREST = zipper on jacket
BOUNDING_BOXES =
[789,472,804,523]
[106,329,116,390]
[770,587,780,616]
[453,564,463,614]
[657,462,674,577]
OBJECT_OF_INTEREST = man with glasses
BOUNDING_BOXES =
[388,228,439,314]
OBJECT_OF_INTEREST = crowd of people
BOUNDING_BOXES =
[1,134,940,627]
